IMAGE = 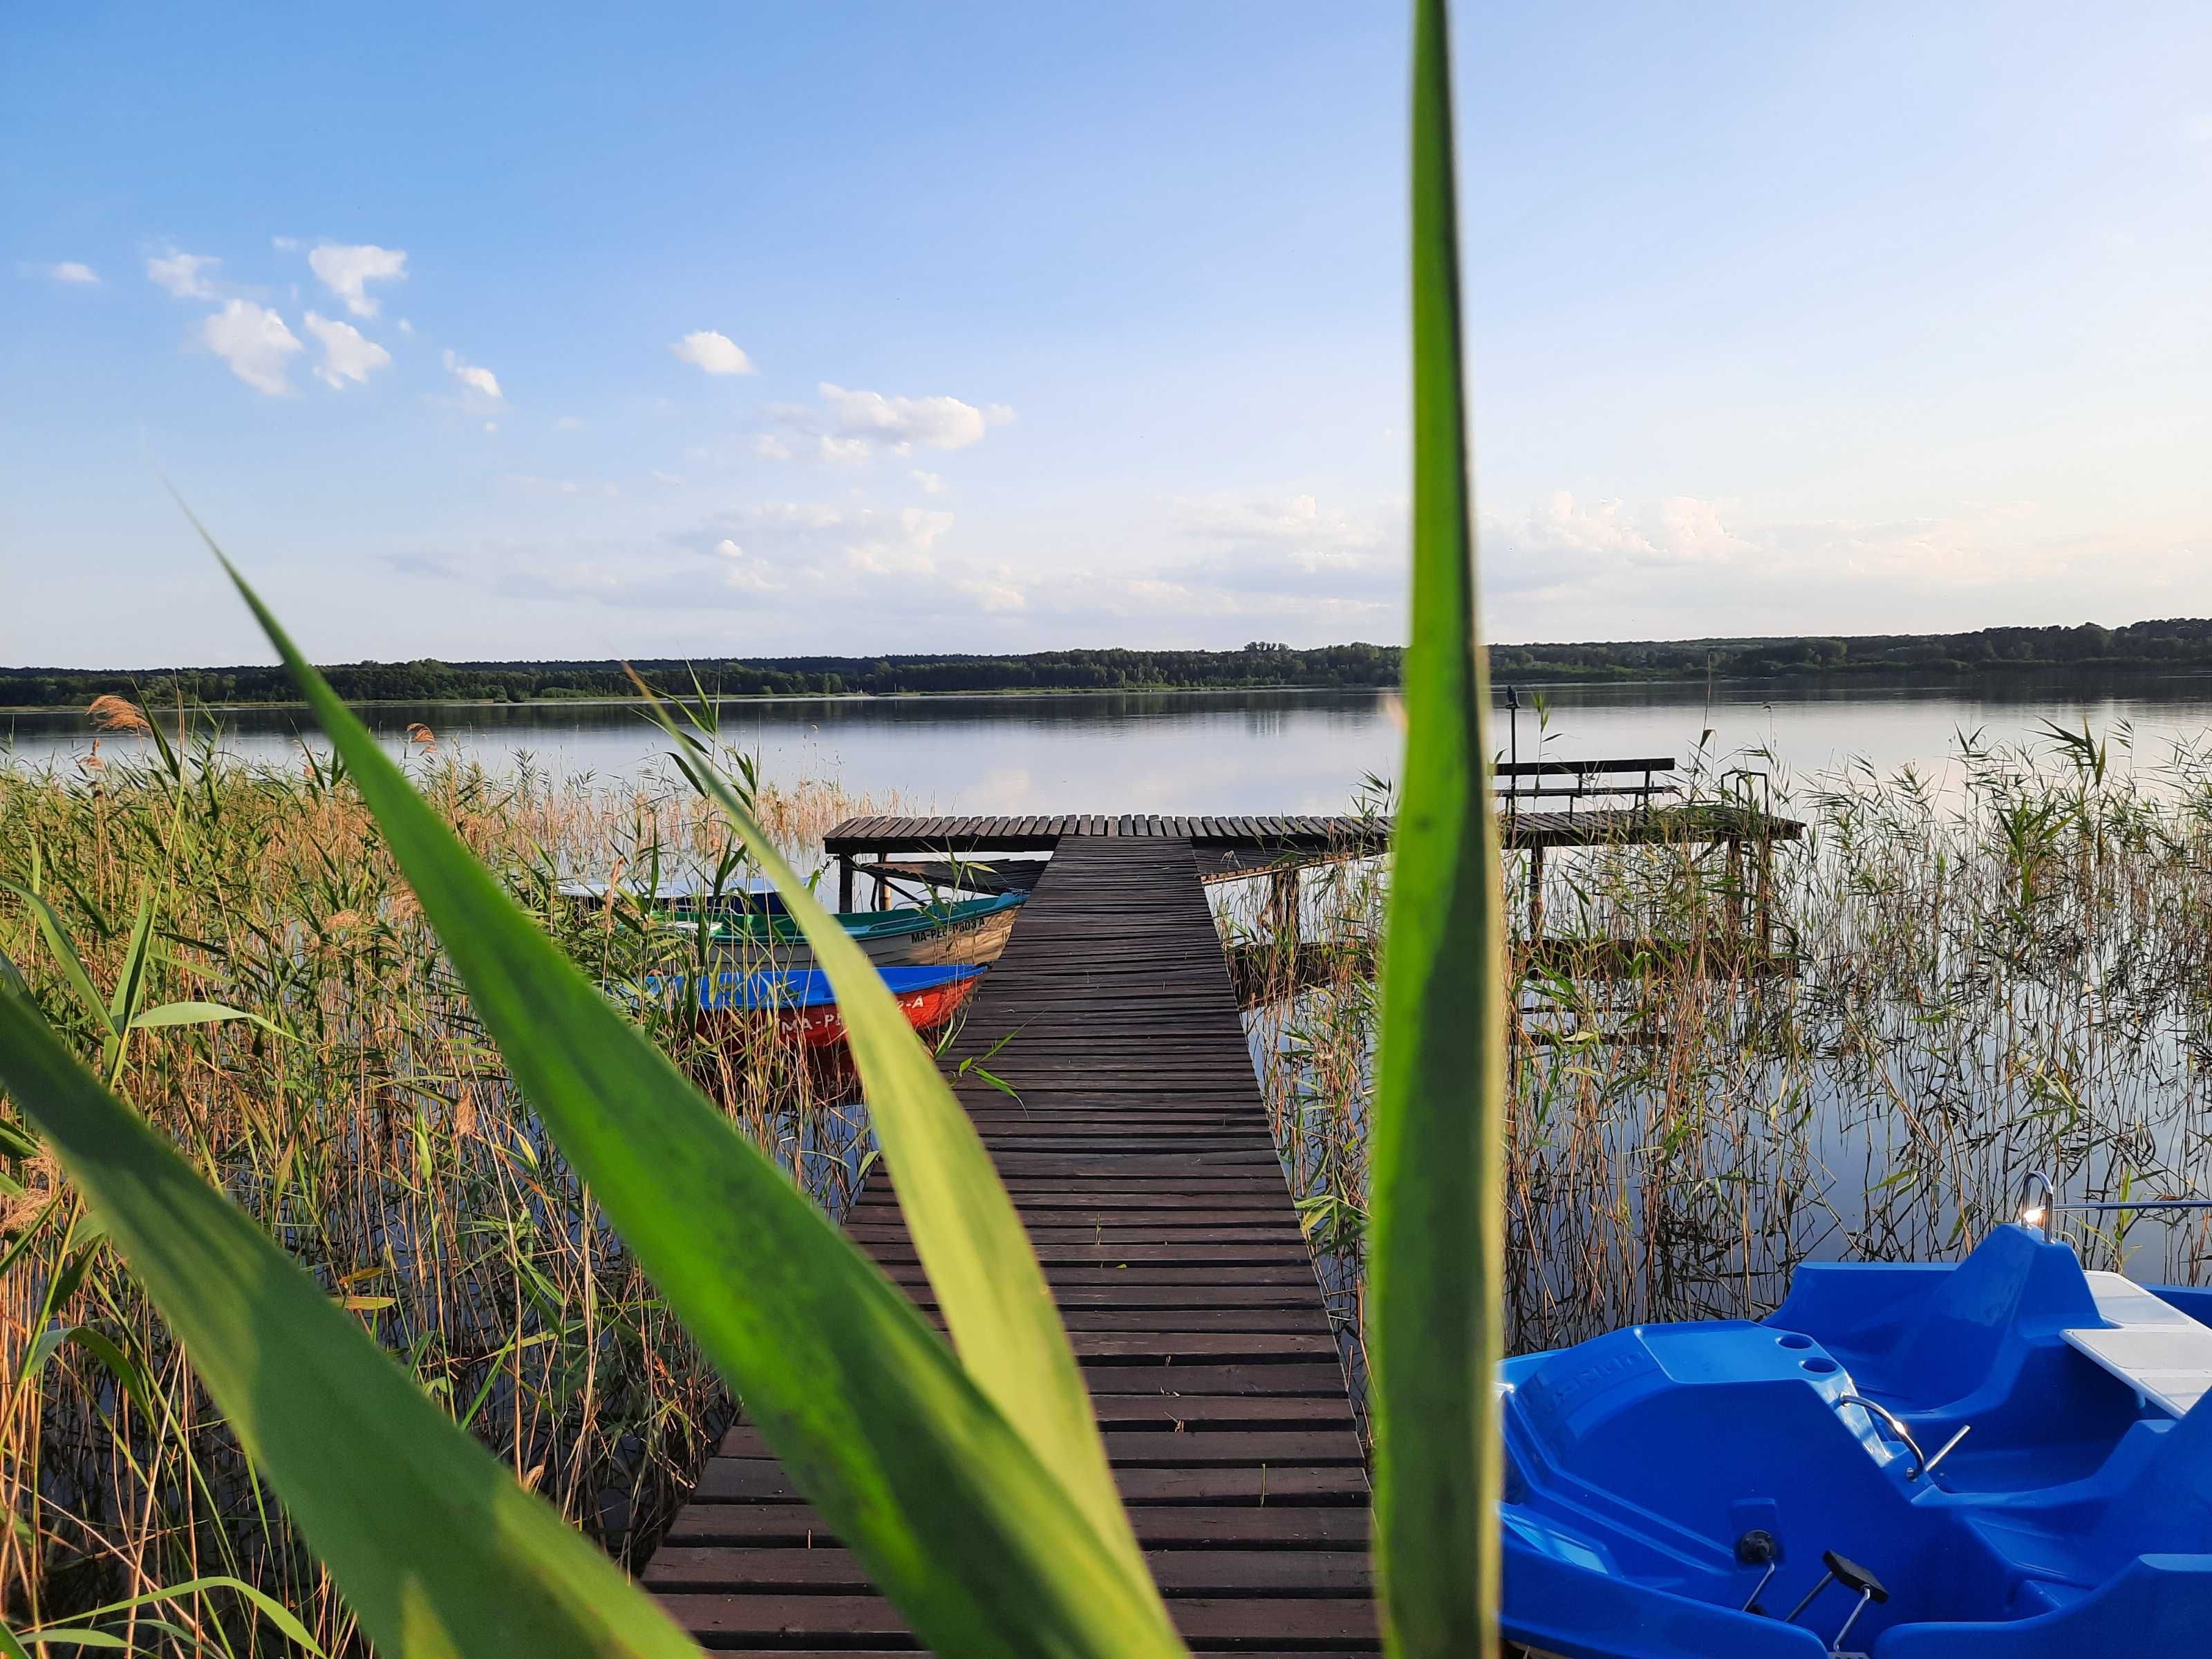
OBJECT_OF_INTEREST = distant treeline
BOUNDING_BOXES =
[8,619,2212,709]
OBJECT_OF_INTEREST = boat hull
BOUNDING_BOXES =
[1499,1226,2212,1656]
[701,894,1022,973]
[776,971,981,1049]
[644,966,988,1056]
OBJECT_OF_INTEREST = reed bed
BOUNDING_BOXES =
[1226,729,2212,1412]
[1,716,909,1649]
[15,707,2212,1645]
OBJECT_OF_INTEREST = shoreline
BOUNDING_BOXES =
[10,659,2212,718]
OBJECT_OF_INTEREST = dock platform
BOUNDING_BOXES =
[646,833,1379,1653]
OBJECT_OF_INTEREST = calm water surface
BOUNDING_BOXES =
[11,675,2212,809]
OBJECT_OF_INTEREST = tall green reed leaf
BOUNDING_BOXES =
[1369,0,1505,1653]
[650,709,1169,1617]
[203,544,1181,1657]
[0,991,702,1659]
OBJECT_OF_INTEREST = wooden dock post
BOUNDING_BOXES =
[1266,865,1301,946]
[836,854,854,912]
[1754,832,1775,956]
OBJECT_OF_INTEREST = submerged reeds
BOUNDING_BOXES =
[1227,729,2212,1416]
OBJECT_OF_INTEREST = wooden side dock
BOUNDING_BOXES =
[825,807,1802,902]
[646,834,1378,1653]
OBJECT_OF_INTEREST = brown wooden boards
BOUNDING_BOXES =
[823,807,1803,863]
[645,836,1376,1652]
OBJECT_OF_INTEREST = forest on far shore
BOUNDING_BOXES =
[7,617,2212,709]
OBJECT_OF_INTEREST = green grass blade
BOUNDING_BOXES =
[0,991,702,1659]
[651,727,1164,1606]
[104,894,158,1033]
[1,880,112,1036]
[22,1574,328,1656]
[205,547,1182,1657]
[1369,0,1506,1653]
[128,999,294,1040]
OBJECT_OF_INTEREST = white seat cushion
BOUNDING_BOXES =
[2062,1271,2212,1418]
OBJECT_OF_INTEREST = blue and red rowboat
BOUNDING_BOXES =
[648,964,986,1050]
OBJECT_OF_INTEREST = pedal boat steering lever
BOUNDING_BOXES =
[1834,1392,1926,1481]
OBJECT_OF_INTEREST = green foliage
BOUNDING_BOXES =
[1367,0,1503,1651]
[646,704,1168,1614]
[0,989,703,1659]
[0,5,1513,1656]
[0,643,1405,707]
[203,547,1183,1653]
[15,621,2212,711]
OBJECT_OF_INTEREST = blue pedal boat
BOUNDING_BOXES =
[1501,1215,2212,1656]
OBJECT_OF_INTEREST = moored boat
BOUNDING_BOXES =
[563,877,1022,971]
[1501,1215,2212,1656]
[646,964,986,1050]
[696,892,1023,973]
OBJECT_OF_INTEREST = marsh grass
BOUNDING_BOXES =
[0,715,913,1647]
[1228,727,2212,1416]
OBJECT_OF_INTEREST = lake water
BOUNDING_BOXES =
[10,673,2212,810]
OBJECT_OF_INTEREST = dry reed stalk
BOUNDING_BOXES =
[1,729,919,1650]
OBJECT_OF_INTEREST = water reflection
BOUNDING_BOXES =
[10,673,2212,811]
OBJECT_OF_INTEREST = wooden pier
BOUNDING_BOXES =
[825,801,1801,909]
[830,796,1803,957]
[646,830,1379,1653]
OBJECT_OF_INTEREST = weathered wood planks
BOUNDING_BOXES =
[645,836,1376,1652]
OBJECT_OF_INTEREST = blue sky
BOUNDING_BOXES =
[5,2,2207,666]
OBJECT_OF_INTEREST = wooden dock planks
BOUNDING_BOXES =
[646,835,1377,1652]
[823,807,1801,861]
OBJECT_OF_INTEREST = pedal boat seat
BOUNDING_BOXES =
[2062,1272,2212,1418]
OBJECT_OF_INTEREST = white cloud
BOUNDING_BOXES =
[272,236,300,251]
[505,474,617,498]
[818,382,994,453]
[147,250,219,299]
[48,262,99,285]
[200,299,303,395]
[1481,493,1762,594]
[752,433,793,461]
[1179,492,1378,551]
[651,468,684,485]
[443,348,504,402]
[1172,492,1396,597]
[302,311,391,389]
[910,469,944,494]
[1655,496,1759,563]
[957,576,1028,612]
[684,500,957,583]
[397,318,415,335]
[670,330,756,375]
[711,536,787,594]
[900,507,955,552]
[308,243,407,317]
[818,434,870,465]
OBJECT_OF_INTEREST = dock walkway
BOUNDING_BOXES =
[646,834,1378,1653]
